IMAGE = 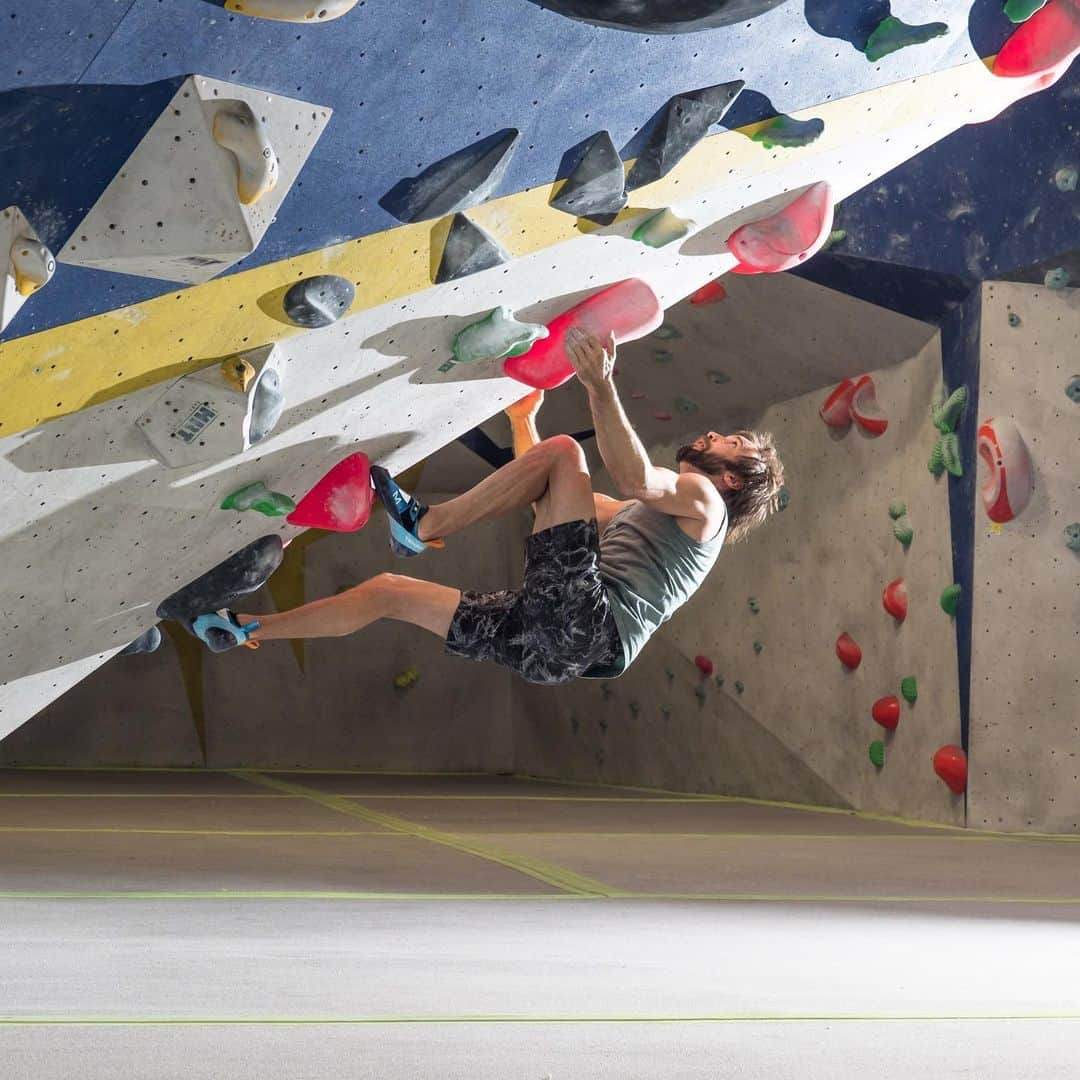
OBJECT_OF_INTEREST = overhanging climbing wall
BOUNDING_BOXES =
[1,0,1078,742]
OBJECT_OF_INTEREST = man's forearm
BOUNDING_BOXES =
[586,381,656,497]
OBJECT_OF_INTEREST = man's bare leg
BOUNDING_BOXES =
[240,573,461,643]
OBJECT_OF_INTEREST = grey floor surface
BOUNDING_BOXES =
[2,768,1078,1079]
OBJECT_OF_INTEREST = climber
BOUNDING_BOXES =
[194,328,785,683]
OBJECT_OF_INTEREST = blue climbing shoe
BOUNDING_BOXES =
[370,465,441,557]
[191,609,261,653]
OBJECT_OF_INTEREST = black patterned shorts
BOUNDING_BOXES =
[445,518,623,685]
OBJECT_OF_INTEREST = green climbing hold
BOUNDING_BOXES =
[393,666,420,690]
[751,114,824,150]
[220,481,296,517]
[1044,267,1071,290]
[893,515,914,546]
[901,676,918,705]
[654,324,682,340]
[632,207,694,248]
[675,396,699,415]
[715,675,725,689]
[707,369,731,385]
[748,597,760,614]
[1064,523,1080,551]
[864,16,948,62]
[776,486,790,512]
[452,306,548,365]
[1004,0,1048,21]
[1008,312,1021,327]
[653,349,674,364]
[940,432,962,477]
[752,640,763,654]
[665,665,676,683]
[823,229,847,250]
[940,583,961,616]
[629,700,641,717]
[1054,166,1078,192]
[734,680,744,694]
[888,500,907,520]
[869,741,886,768]
[928,440,946,477]
[933,386,968,434]
[694,683,707,704]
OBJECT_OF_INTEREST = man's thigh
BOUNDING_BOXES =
[531,439,596,534]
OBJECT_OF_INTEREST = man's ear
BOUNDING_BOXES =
[721,470,745,492]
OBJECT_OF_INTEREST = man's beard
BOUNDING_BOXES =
[675,444,723,475]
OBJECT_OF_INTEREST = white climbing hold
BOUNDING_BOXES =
[213,102,279,206]
[224,0,359,22]
[9,235,55,297]
[1,206,55,334]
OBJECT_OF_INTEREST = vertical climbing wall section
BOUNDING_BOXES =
[967,281,1080,833]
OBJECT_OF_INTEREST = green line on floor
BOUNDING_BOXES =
[229,770,628,898]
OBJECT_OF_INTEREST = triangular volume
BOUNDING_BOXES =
[287,452,373,532]
[435,213,510,283]
[550,131,627,217]
[627,80,744,191]
[380,129,520,223]
[58,76,331,284]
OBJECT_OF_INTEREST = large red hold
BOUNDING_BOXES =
[993,0,1080,81]
[835,632,862,670]
[503,278,663,390]
[726,182,834,275]
[882,578,908,622]
[286,452,373,532]
[933,745,968,794]
[872,696,901,730]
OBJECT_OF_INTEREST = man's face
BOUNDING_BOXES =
[678,431,750,473]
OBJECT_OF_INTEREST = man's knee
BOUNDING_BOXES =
[367,572,407,616]
[539,434,589,473]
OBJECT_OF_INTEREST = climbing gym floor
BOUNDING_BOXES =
[2,768,1078,1078]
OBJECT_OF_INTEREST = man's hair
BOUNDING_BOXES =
[675,430,785,544]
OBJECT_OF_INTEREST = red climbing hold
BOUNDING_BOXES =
[286,452,373,532]
[690,279,727,305]
[836,632,862,670]
[978,416,1034,523]
[726,182,834,275]
[694,654,714,677]
[993,0,1080,83]
[819,378,858,428]
[503,278,663,390]
[849,375,888,436]
[882,578,908,623]
[872,695,901,730]
[933,744,968,794]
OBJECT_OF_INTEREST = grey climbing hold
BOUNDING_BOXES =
[665,665,676,683]
[550,131,627,217]
[715,675,725,688]
[527,0,792,33]
[748,597,759,614]
[1054,167,1078,192]
[627,81,744,191]
[676,396,699,415]
[1008,312,1021,327]
[248,367,284,446]
[283,275,354,328]
[776,486,790,512]
[1065,523,1080,552]
[734,680,744,694]
[1066,376,1080,404]
[706,369,731,385]
[119,626,163,656]
[1044,267,1071,289]
[435,213,510,283]
[380,128,520,223]
[157,535,284,624]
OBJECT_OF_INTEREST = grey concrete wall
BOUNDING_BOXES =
[0,495,527,772]
[514,337,966,823]
[967,282,1080,834]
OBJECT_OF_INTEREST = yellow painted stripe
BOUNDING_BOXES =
[1,891,1073,905]
[0,793,294,798]
[0,827,401,836]
[230,770,627,897]
[2,1012,1077,1025]
[0,60,995,434]
[0,765,493,775]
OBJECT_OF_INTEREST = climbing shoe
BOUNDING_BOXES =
[370,465,442,556]
[191,609,261,653]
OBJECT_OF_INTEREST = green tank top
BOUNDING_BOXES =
[585,500,727,678]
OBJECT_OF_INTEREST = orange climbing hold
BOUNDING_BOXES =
[933,745,968,794]
[504,278,663,390]
[836,632,862,670]
[286,452,373,532]
[993,0,1080,82]
[882,578,908,622]
[872,696,901,730]
[690,279,727,305]
[726,182,834,275]
[849,375,889,435]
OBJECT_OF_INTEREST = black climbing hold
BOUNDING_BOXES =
[435,213,510,283]
[380,128,520,224]
[527,0,791,33]
[248,368,284,446]
[283,275,355,329]
[156,535,284,624]
[119,626,162,656]
[627,81,744,191]
[550,131,627,218]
